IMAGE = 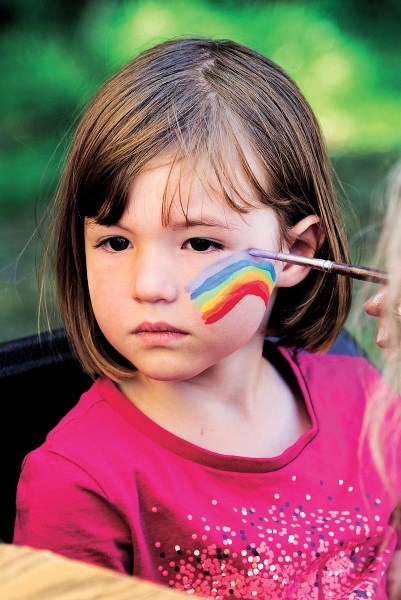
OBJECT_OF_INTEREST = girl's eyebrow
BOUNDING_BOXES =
[88,217,233,232]
[170,218,232,230]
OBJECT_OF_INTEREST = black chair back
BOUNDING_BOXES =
[0,329,92,542]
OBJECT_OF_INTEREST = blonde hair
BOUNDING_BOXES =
[41,36,352,381]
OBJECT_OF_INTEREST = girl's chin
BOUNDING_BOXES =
[135,361,209,382]
[142,371,203,382]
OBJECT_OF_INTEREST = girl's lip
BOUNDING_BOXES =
[134,322,187,334]
[133,322,188,347]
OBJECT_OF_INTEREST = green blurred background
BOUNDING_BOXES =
[1,0,400,354]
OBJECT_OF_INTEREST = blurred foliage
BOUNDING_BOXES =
[1,0,400,345]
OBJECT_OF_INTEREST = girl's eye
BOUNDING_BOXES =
[99,236,131,252]
[184,238,224,252]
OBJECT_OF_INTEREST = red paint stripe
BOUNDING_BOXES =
[203,281,270,324]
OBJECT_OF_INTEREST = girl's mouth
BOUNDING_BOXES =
[134,322,187,345]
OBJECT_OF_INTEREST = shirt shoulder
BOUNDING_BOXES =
[271,344,384,430]
[289,346,381,391]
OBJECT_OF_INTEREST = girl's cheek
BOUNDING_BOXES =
[185,252,277,325]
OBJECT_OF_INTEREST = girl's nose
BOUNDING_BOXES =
[363,286,388,317]
[131,254,178,303]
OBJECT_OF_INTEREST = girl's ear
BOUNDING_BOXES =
[276,215,324,288]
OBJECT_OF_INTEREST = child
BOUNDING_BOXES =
[363,161,401,598]
[13,37,400,598]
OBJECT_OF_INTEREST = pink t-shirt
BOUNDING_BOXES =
[14,344,400,598]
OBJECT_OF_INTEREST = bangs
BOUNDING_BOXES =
[84,109,274,229]
[158,108,274,226]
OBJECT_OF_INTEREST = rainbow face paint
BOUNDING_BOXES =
[185,250,277,324]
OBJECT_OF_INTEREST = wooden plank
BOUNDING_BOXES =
[0,544,184,600]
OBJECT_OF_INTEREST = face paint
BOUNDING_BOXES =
[186,250,277,324]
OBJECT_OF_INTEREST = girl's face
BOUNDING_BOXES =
[84,161,291,381]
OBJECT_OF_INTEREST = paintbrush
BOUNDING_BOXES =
[248,249,388,284]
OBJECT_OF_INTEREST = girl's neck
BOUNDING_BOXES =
[118,345,311,457]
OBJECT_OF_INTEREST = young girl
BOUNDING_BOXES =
[363,161,401,598]
[13,37,400,598]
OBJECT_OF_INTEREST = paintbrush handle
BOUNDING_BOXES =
[329,262,388,284]
[248,249,388,284]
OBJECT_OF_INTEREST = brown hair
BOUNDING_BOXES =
[41,36,352,380]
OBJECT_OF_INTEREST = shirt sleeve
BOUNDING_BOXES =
[13,449,133,574]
